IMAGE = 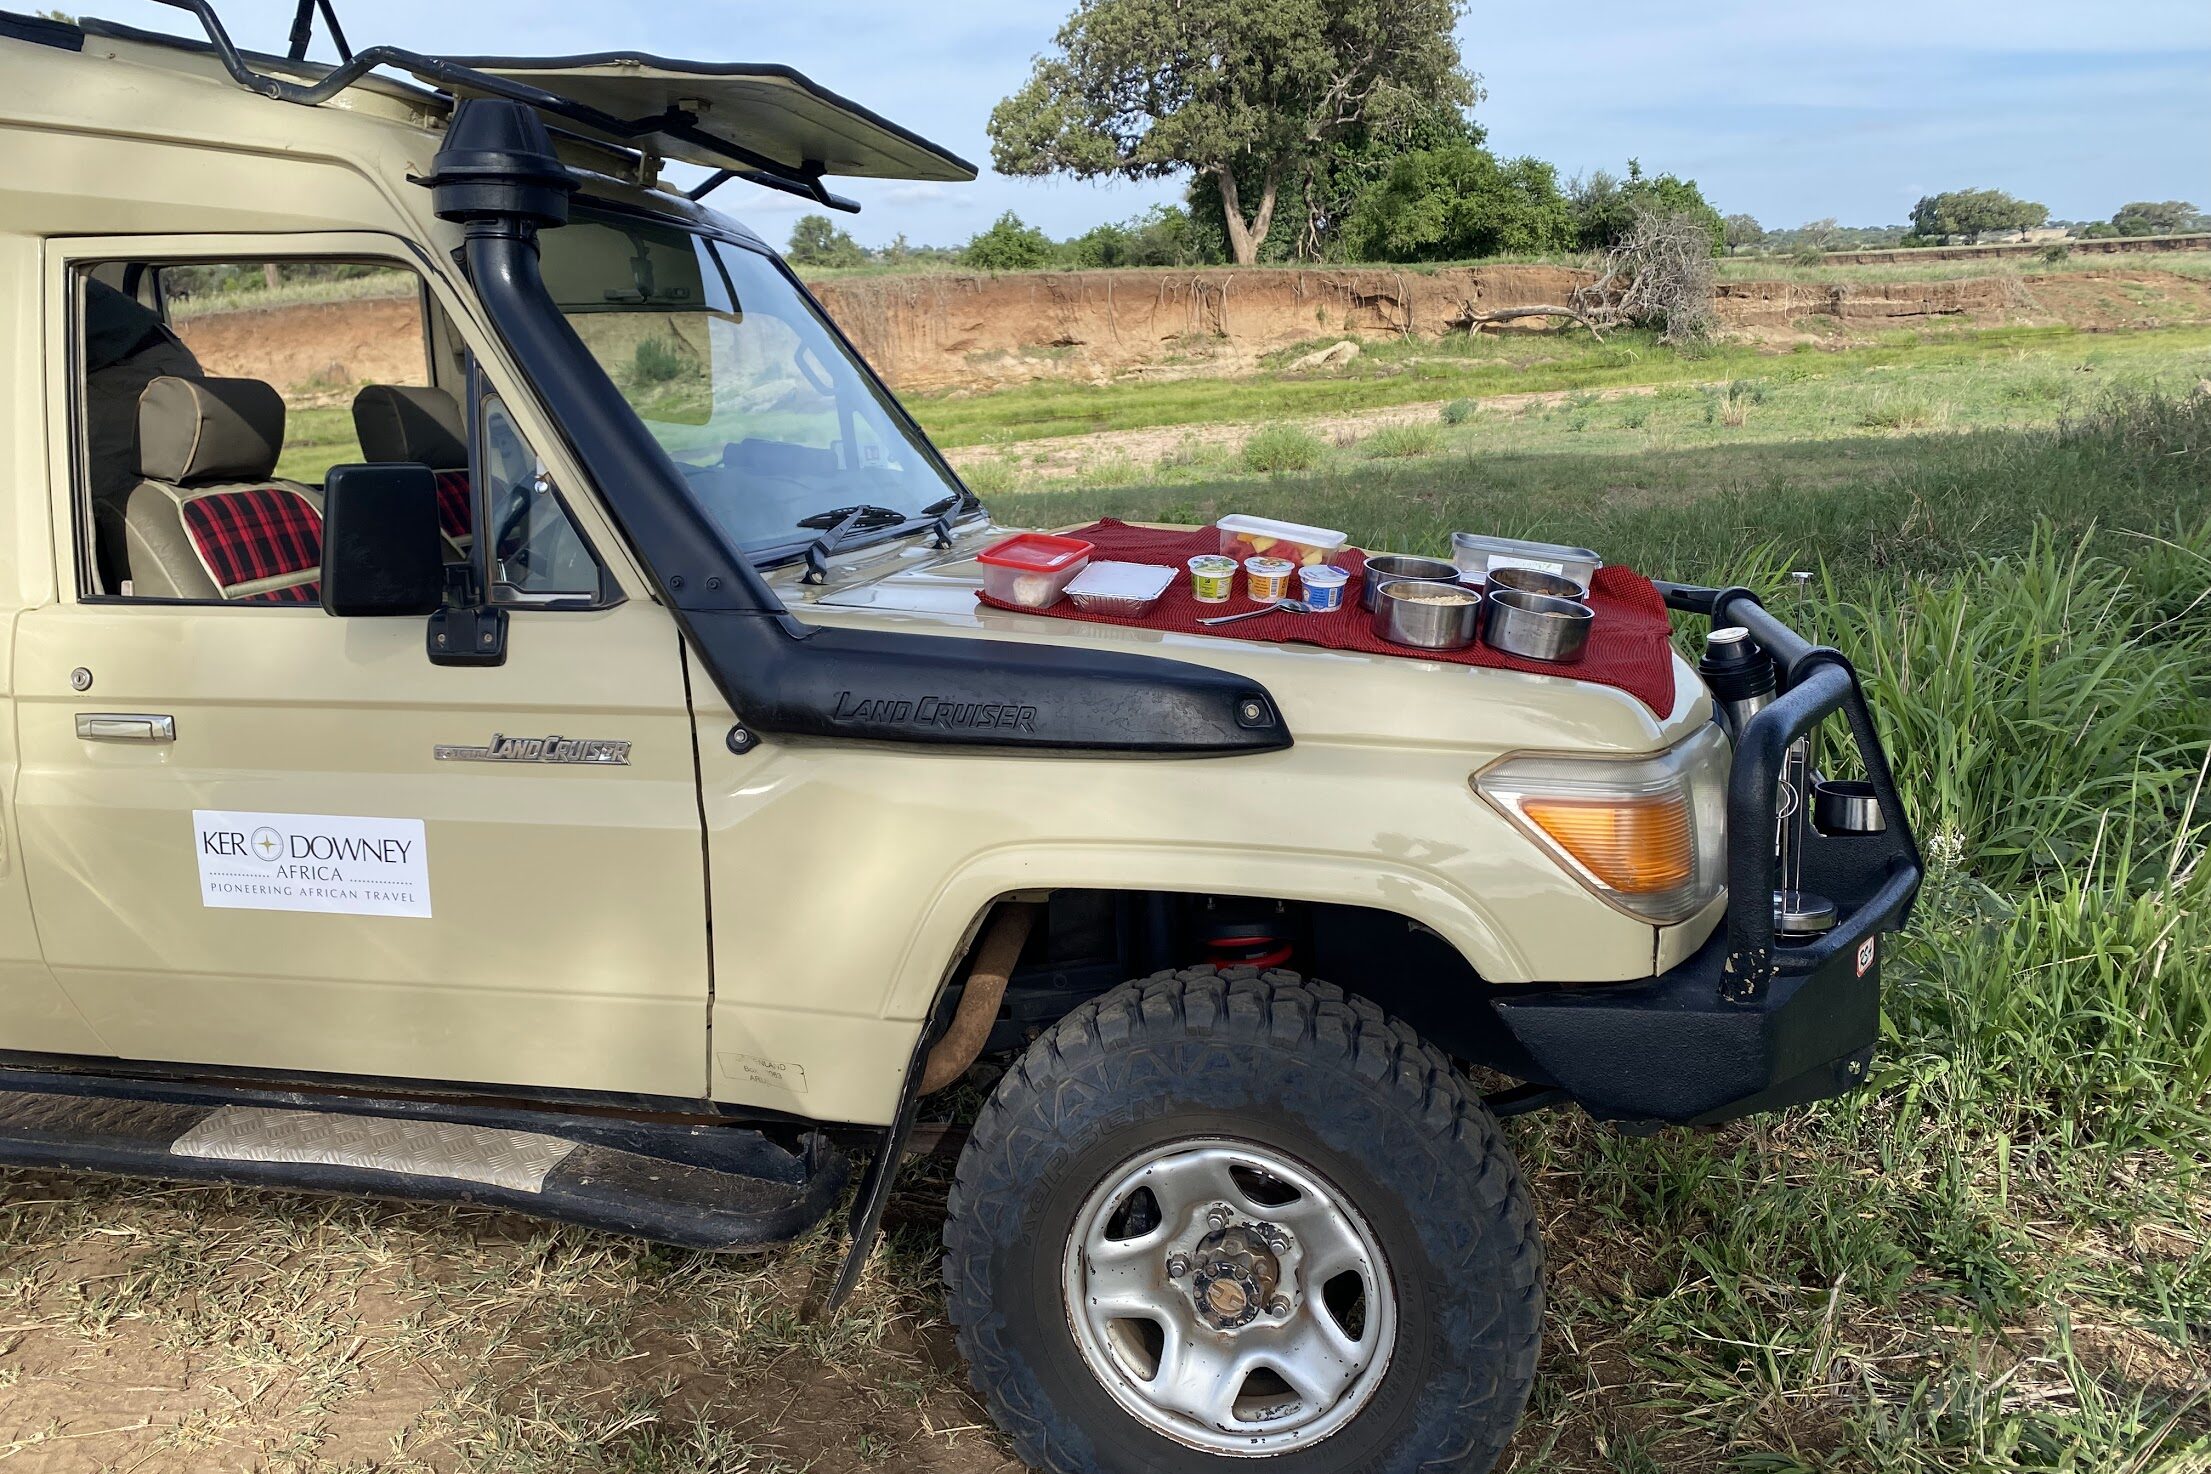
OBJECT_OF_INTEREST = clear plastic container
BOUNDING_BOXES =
[976,532,1094,608]
[1218,514,1349,569]
[1065,560,1175,616]
[1449,532,1602,587]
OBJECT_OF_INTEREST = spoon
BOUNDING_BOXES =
[1198,600,1314,627]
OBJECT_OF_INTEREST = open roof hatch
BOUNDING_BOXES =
[121,0,976,212]
[432,56,975,185]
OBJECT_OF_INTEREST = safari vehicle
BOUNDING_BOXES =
[0,5,1924,1470]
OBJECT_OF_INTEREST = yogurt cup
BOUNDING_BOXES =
[1187,554,1238,604]
[1244,556,1296,604]
[1297,563,1349,612]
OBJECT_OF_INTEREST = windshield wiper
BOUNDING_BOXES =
[794,496,964,584]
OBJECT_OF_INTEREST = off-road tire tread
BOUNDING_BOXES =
[944,965,1543,1474]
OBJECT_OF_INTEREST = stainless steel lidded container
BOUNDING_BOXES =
[1369,579,1482,650]
[1359,553,1465,612]
[1450,532,1603,586]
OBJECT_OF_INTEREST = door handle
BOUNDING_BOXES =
[75,713,176,743]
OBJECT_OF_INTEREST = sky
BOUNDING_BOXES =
[83,0,2211,250]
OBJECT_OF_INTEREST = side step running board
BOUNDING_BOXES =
[0,1070,845,1250]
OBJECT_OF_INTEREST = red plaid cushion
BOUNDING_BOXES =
[434,470,473,544]
[180,487,323,604]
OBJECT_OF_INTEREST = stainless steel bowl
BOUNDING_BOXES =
[1480,587,1593,663]
[1486,565,1590,602]
[1813,778,1887,835]
[1370,579,1482,650]
[1359,553,1464,612]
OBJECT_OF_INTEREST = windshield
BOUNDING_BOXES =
[538,207,967,553]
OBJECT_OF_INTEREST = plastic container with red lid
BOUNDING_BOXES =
[976,531,1095,608]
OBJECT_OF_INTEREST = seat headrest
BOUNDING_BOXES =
[137,376,285,485]
[353,385,468,470]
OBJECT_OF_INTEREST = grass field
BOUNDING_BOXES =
[4,317,2208,1467]
[914,323,2211,451]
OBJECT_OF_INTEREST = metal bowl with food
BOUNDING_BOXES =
[1359,553,1464,612]
[1485,565,1589,602]
[1479,587,1594,663]
[1370,579,1483,650]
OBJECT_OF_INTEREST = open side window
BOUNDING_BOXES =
[66,251,610,610]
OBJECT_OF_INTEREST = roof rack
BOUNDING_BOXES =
[137,0,977,212]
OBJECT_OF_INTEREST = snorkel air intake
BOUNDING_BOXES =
[425,99,1288,754]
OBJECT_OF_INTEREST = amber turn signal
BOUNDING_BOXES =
[1518,796,1695,894]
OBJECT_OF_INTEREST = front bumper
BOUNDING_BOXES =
[1489,582,1924,1127]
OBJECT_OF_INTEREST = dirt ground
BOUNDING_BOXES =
[174,296,428,404]
[0,1162,1020,1474]
[938,383,1662,479]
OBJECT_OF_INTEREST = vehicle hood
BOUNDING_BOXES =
[771,522,1712,756]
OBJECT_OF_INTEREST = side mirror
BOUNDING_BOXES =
[321,462,445,617]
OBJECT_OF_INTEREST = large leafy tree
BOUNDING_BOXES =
[2111,200,2204,236]
[989,0,1478,265]
[1908,188,2048,241]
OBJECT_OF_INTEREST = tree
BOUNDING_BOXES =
[1569,160,1725,253]
[1722,213,1764,255]
[1908,189,2048,242]
[1339,144,1575,262]
[962,212,1057,271]
[786,214,866,268]
[1188,91,1485,262]
[2111,200,2202,236]
[988,0,1479,265]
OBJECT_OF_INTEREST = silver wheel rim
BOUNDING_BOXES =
[1060,1137,1397,1456]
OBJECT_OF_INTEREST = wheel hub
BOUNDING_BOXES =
[1186,1221,1284,1330]
[1062,1140,1398,1455]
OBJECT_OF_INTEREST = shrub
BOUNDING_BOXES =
[962,212,1056,271]
[1440,397,1475,426]
[1241,424,1326,473]
[786,214,866,269]
[1362,424,1441,459]
[630,337,685,385]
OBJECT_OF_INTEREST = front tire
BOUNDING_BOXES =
[944,967,1542,1473]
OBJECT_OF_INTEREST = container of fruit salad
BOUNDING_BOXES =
[1218,514,1349,570]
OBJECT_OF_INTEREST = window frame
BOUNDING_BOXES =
[49,232,633,613]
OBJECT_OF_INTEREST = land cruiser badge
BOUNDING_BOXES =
[435,733,631,766]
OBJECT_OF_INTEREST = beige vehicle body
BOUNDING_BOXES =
[0,19,1724,1129]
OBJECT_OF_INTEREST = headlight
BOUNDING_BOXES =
[1475,724,1730,925]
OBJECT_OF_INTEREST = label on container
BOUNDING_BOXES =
[1489,554,1568,577]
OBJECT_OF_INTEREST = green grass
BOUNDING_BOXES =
[913,322,2211,449]
[1241,422,1327,473]
[1715,248,2211,284]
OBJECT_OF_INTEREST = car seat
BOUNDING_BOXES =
[353,384,473,553]
[84,279,203,590]
[120,376,324,603]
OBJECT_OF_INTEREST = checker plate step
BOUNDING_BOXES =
[0,1074,845,1250]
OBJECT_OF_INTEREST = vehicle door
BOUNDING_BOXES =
[11,233,712,1098]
